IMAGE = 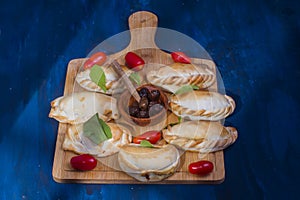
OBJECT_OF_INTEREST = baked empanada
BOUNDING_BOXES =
[63,123,132,157]
[118,144,180,182]
[75,65,130,94]
[146,62,215,93]
[163,121,237,153]
[170,90,235,121]
[49,91,119,124]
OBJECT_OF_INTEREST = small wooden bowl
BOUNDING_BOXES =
[117,84,169,127]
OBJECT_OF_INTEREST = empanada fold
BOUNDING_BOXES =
[169,91,236,121]
[162,121,238,153]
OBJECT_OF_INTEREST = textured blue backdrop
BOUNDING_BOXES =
[0,0,299,199]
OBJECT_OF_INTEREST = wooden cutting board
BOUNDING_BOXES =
[52,11,225,184]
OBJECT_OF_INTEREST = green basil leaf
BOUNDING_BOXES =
[140,140,153,148]
[89,65,107,92]
[129,72,141,85]
[83,113,110,144]
[191,85,200,90]
[178,116,182,123]
[98,117,112,139]
[174,84,199,95]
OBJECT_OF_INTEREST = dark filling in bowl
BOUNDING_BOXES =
[128,87,164,118]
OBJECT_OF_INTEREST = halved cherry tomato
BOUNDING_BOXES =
[188,160,214,175]
[70,154,97,171]
[171,52,191,64]
[133,130,161,144]
[125,52,145,71]
[84,52,107,70]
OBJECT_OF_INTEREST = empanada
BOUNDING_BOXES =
[163,121,237,153]
[170,90,235,121]
[118,144,180,182]
[146,62,215,93]
[49,91,119,124]
[63,123,132,157]
[75,65,130,94]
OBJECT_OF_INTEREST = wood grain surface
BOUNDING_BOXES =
[52,11,225,184]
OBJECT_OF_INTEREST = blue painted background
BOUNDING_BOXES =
[1,0,299,199]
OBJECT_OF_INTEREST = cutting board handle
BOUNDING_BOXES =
[127,11,158,50]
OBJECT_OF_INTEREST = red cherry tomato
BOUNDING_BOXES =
[171,52,191,64]
[133,130,161,144]
[125,52,145,71]
[188,160,214,175]
[70,154,97,171]
[84,52,107,70]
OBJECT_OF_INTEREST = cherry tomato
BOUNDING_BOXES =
[188,160,214,175]
[70,154,97,171]
[133,130,161,144]
[125,52,145,71]
[84,52,107,70]
[171,52,191,64]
